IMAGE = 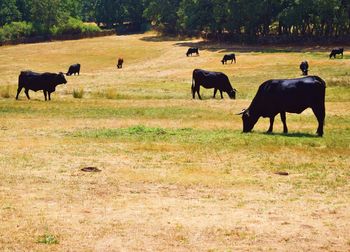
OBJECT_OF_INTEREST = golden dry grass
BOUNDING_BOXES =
[0,32,349,251]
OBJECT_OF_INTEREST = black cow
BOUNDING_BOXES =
[16,71,67,101]
[329,48,344,59]
[66,63,80,76]
[300,61,309,75]
[192,69,237,99]
[117,58,124,69]
[237,76,326,136]
[221,54,236,64]
[186,48,199,57]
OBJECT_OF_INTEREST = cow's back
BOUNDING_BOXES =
[193,69,227,88]
[19,71,42,91]
[19,71,56,91]
[253,76,325,115]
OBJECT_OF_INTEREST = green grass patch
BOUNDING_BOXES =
[37,233,59,245]
[71,125,350,150]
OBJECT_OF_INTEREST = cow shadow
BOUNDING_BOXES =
[262,132,319,138]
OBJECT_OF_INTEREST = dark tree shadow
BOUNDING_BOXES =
[140,35,195,42]
[140,34,343,54]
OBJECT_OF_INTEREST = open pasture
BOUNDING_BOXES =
[0,33,349,251]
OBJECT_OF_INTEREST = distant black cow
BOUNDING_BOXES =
[66,63,80,76]
[16,71,67,101]
[192,69,237,99]
[117,58,124,69]
[221,54,236,64]
[329,48,344,59]
[300,61,309,75]
[237,76,326,136]
[186,48,199,57]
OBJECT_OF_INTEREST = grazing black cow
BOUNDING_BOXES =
[221,54,236,64]
[300,61,309,75]
[237,76,326,136]
[66,63,80,76]
[186,47,199,57]
[117,58,124,69]
[329,48,344,59]
[16,71,67,101]
[192,69,237,99]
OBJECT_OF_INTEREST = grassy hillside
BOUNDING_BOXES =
[0,33,349,251]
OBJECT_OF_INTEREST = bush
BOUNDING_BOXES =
[0,18,102,43]
[73,88,84,99]
[0,86,11,98]
[52,17,101,36]
[0,22,33,42]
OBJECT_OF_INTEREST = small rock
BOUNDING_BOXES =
[275,171,289,176]
[81,167,101,172]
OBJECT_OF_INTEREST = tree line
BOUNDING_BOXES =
[1,0,349,42]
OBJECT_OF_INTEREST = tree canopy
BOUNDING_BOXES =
[1,0,349,41]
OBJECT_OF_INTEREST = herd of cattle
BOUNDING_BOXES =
[14,46,345,136]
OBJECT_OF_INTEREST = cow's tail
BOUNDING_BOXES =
[191,72,195,98]
[16,72,25,100]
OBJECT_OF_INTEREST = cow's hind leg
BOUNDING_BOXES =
[24,89,30,99]
[213,88,217,98]
[312,106,325,136]
[43,90,47,101]
[16,86,23,100]
[280,112,288,133]
[48,92,51,101]
[191,84,195,99]
[267,116,275,133]
[196,86,202,99]
[220,90,223,99]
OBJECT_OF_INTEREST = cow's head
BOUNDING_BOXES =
[228,88,237,99]
[57,72,67,84]
[237,109,259,133]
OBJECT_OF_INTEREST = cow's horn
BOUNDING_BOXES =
[235,109,246,115]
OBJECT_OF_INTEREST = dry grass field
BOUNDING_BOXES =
[0,33,349,251]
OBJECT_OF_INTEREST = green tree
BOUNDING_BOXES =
[143,0,180,33]
[29,0,67,34]
[0,0,21,26]
[95,0,125,28]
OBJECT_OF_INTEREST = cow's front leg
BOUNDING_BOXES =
[280,112,288,133]
[44,90,47,101]
[48,92,51,101]
[220,90,223,99]
[267,116,275,133]
[24,89,30,99]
